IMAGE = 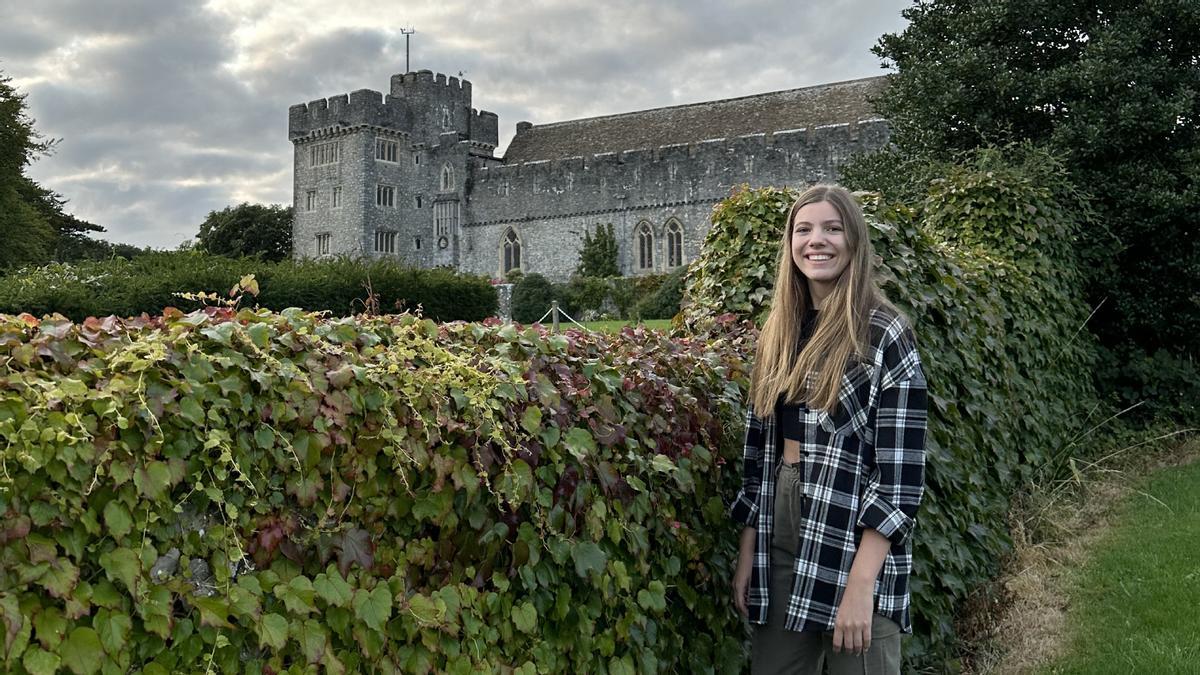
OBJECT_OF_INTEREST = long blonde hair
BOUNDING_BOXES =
[749,184,895,416]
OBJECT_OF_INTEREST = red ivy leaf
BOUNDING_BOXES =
[335,528,374,577]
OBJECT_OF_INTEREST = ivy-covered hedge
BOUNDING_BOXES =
[0,307,752,673]
[681,149,1102,667]
[0,252,497,323]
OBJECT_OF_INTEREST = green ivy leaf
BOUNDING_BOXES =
[94,610,131,656]
[292,618,327,664]
[178,397,206,427]
[98,547,139,593]
[133,461,173,501]
[512,601,537,634]
[564,427,596,461]
[637,580,667,613]
[353,586,392,633]
[257,613,289,651]
[102,501,133,539]
[22,647,61,675]
[571,542,607,579]
[520,406,542,434]
[314,567,354,608]
[58,627,102,675]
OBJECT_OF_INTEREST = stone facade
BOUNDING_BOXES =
[289,70,890,282]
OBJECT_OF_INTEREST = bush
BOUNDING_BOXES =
[633,267,687,320]
[510,272,558,324]
[0,252,498,322]
[682,150,1102,668]
[0,308,752,673]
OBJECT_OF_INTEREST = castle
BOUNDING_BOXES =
[288,70,890,281]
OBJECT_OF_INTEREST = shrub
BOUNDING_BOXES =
[0,252,498,323]
[575,223,619,278]
[0,308,752,673]
[681,149,1102,668]
[633,267,687,320]
[510,272,558,324]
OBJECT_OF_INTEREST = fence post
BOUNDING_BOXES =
[551,300,560,333]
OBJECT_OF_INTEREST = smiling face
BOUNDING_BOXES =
[790,199,852,308]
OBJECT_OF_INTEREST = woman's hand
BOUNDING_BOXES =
[832,578,875,654]
[732,526,756,618]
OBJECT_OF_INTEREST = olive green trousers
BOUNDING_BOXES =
[750,461,902,675]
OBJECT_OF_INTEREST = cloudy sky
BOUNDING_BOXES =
[3,0,911,249]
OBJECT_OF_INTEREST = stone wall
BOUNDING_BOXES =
[461,120,890,281]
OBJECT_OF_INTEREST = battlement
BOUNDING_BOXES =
[288,88,407,138]
[390,69,472,98]
[475,119,890,182]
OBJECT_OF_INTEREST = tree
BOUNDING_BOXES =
[852,0,1200,418]
[575,223,619,277]
[197,203,293,261]
[0,70,58,270]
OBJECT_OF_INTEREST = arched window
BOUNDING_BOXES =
[636,221,654,271]
[440,164,455,192]
[666,219,684,268]
[502,228,522,274]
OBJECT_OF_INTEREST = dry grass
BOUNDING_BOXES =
[957,427,1200,675]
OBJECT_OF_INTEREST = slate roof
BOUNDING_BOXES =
[502,75,889,163]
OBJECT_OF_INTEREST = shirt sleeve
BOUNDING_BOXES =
[857,323,927,545]
[729,405,766,527]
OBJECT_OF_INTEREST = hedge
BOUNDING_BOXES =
[0,307,753,673]
[0,252,498,323]
[681,148,1102,667]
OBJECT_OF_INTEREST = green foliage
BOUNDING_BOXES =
[197,203,294,262]
[576,223,619,278]
[0,251,497,322]
[863,0,1200,423]
[680,185,797,327]
[681,154,1103,668]
[0,306,753,673]
[632,267,687,321]
[510,273,559,324]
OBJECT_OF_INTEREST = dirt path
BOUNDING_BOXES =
[958,433,1200,674]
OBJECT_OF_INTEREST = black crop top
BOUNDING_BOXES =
[777,308,819,441]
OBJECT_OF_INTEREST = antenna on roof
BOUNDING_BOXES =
[400,27,416,73]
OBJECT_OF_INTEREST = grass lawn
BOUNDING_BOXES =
[1042,458,1200,674]
[577,319,673,333]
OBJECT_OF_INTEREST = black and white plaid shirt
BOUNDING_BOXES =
[730,307,928,633]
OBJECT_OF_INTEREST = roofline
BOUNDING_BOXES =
[523,74,891,132]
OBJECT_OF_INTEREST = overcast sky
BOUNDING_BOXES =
[2,0,911,250]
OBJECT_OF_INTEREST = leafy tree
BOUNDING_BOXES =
[576,222,619,278]
[853,0,1200,419]
[197,202,293,261]
[0,70,58,270]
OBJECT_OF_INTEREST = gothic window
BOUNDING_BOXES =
[316,233,331,256]
[414,195,423,209]
[666,219,684,268]
[374,230,397,254]
[501,228,521,274]
[440,164,455,192]
[305,190,317,211]
[636,221,654,271]
[744,156,754,173]
[375,138,398,162]
[376,185,395,208]
[441,106,451,129]
[331,186,342,209]
[668,162,678,182]
[434,202,459,240]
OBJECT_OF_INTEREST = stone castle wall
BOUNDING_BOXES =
[460,120,890,281]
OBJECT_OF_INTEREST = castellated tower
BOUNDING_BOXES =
[288,70,499,267]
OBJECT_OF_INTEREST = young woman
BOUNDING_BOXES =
[730,185,928,674]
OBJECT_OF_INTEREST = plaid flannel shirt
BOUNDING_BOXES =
[730,307,927,633]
